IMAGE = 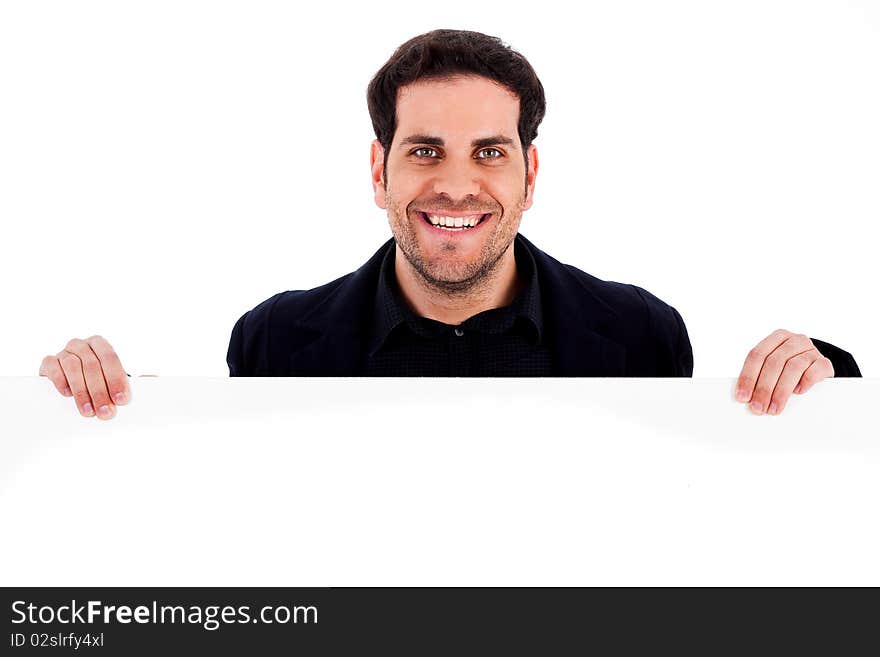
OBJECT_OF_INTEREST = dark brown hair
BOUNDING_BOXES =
[366,29,546,193]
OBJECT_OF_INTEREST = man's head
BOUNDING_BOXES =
[367,29,546,294]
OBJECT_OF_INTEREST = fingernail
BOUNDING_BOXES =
[98,404,113,418]
[793,384,801,394]
[736,389,749,402]
[62,387,72,396]
[749,401,763,414]
[114,391,127,404]
[768,403,778,415]
[83,402,94,416]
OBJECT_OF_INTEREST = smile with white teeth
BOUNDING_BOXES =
[423,213,487,231]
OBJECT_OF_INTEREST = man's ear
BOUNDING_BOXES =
[523,143,539,211]
[370,139,387,209]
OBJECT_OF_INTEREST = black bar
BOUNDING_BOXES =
[2,587,875,654]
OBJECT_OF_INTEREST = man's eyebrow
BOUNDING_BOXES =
[398,134,517,149]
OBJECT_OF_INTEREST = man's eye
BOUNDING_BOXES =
[477,148,503,159]
[413,147,438,158]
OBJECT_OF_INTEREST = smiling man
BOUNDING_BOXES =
[39,29,861,420]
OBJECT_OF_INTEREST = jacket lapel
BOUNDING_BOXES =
[518,234,628,376]
[285,239,393,375]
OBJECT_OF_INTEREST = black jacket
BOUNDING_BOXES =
[227,234,861,377]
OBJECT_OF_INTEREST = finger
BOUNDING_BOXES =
[57,349,95,417]
[736,328,794,402]
[793,356,834,395]
[748,333,814,415]
[63,339,116,420]
[39,355,73,397]
[768,351,818,415]
[86,335,131,405]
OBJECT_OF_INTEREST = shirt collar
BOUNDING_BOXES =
[368,234,544,358]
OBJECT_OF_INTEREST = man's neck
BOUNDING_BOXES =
[394,244,524,325]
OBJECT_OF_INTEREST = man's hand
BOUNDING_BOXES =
[39,335,131,420]
[735,329,834,415]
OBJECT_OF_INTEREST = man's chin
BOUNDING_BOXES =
[396,237,488,288]
[416,262,486,290]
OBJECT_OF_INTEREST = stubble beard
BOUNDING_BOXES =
[385,187,523,298]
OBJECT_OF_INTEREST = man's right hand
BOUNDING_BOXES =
[39,336,131,420]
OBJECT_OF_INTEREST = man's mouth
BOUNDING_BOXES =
[416,211,492,232]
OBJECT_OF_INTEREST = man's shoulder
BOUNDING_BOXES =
[522,235,693,376]
[226,240,391,375]
[523,234,680,325]
[237,239,392,329]
[225,275,359,376]
[250,273,356,324]
[567,263,682,330]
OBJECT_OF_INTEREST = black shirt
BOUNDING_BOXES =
[361,238,556,376]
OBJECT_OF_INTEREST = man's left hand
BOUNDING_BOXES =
[735,329,834,415]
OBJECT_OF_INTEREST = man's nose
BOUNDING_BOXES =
[431,162,482,200]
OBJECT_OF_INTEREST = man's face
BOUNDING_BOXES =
[371,75,538,293]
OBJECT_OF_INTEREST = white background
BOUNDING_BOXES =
[1,0,877,376]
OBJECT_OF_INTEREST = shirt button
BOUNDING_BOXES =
[454,328,464,337]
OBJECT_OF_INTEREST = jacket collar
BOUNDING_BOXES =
[366,235,545,358]
[287,234,627,376]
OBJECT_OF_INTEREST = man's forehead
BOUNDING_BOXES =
[394,77,520,148]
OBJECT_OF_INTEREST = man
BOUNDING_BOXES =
[39,29,861,421]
